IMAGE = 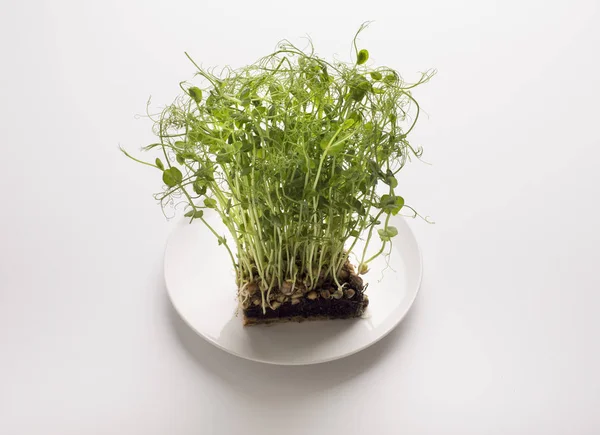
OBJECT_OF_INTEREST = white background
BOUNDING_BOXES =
[1,0,599,433]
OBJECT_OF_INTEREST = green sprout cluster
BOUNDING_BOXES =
[123,25,434,309]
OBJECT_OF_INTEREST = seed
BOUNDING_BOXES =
[246,282,259,294]
[292,292,304,299]
[307,291,318,300]
[345,289,356,299]
[277,295,286,303]
[320,290,331,299]
[358,263,369,275]
[271,301,281,310]
[252,299,261,306]
[280,280,294,295]
[332,289,343,299]
[291,298,300,305]
[350,275,364,289]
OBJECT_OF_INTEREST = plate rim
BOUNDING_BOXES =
[164,216,423,366]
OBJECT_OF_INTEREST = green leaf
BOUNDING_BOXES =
[320,132,348,156]
[368,159,385,179]
[196,166,214,181]
[328,140,345,156]
[252,107,267,118]
[176,153,185,165]
[184,209,204,219]
[348,111,363,122]
[394,196,405,215]
[193,179,207,195]
[240,88,251,106]
[162,167,182,187]
[380,194,405,215]
[341,118,355,130]
[377,226,399,241]
[384,73,397,85]
[383,169,398,188]
[174,141,187,150]
[348,197,365,216]
[155,158,164,170]
[349,75,371,101]
[240,87,251,100]
[240,141,253,153]
[357,49,369,65]
[320,133,335,151]
[349,230,360,238]
[370,71,382,80]
[377,229,389,241]
[204,198,217,209]
[182,151,198,161]
[386,226,398,237]
[216,152,232,164]
[188,87,202,103]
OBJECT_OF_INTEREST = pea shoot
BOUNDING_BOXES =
[123,25,434,311]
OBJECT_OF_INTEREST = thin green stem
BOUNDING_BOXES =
[123,26,433,311]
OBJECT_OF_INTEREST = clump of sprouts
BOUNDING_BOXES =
[122,25,434,311]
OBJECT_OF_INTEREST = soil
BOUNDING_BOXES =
[241,266,369,326]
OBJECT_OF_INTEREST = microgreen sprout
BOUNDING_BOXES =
[123,25,434,311]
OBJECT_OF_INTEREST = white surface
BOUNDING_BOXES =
[165,213,421,365]
[1,0,600,433]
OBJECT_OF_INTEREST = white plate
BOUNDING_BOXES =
[164,211,422,365]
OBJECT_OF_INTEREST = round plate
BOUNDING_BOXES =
[165,211,422,365]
